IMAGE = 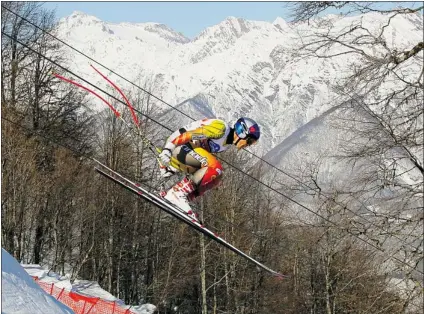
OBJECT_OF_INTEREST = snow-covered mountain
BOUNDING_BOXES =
[56,10,423,157]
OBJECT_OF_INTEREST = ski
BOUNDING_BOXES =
[94,160,286,279]
[93,159,201,223]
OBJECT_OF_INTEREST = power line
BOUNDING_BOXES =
[2,7,422,275]
[1,3,411,230]
[4,4,423,265]
[0,4,391,226]
[2,29,422,277]
[0,4,342,201]
[3,112,422,277]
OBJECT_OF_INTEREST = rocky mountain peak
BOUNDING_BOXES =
[195,16,252,41]
[143,23,190,44]
[62,11,103,27]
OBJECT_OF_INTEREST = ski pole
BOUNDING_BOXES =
[88,65,163,157]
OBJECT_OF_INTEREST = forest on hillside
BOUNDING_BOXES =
[2,2,422,313]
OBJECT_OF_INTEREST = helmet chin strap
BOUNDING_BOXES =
[227,128,236,145]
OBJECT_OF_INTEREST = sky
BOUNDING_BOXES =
[42,1,422,39]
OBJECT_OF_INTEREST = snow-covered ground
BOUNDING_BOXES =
[1,248,74,314]
[1,248,156,314]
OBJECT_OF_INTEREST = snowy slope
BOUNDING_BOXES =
[1,249,74,314]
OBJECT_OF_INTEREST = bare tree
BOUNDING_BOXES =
[284,3,423,310]
[1,2,95,265]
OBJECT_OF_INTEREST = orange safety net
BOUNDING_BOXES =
[32,276,136,314]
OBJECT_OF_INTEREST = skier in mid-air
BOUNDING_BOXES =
[158,117,260,219]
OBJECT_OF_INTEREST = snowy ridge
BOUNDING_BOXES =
[56,11,422,156]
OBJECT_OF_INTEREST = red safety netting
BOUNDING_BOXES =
[32,276,136,314]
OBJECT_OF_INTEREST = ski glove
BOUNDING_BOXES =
[159,148,172,166]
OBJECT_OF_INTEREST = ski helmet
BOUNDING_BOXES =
[234,117,260,144]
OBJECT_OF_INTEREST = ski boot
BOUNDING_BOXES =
[164,177,200,222]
